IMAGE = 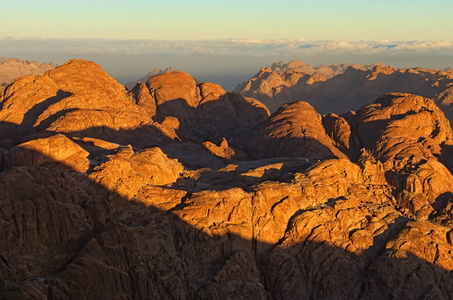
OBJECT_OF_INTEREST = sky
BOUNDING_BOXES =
[1,0,453,89]
[2,0,453,40]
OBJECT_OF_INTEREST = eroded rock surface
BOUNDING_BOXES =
[0,57,56,87]
[235,60,453,124]
[247,101,348,159]
[7,134,89,172]
[0,59,173,148]
[128,71,270,148]
[358,93,453,160]
[1,60,453,299]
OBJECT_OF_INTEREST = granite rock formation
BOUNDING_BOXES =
[247,101,348,159]
[1,60,453,299]
[0,57,55,88]
[235,60,453,123]
[125,66,176,90]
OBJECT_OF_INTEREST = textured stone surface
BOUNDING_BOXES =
[247,101,348,159]
[134,71,270,147]
[89,145,184,199]
[0,59,176,149]
[235,60,453,123]
[7,134,89,172]
[1,59,453,299]
[358,93,453,160]
[0,57,55,87]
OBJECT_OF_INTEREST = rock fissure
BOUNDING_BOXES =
[1,60,453,299]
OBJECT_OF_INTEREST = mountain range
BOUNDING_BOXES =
[124,66,177,90]
[0,59,453,298]
[234,60,453,121]
[0,57,56,87]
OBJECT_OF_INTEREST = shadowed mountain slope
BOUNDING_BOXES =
[1,60,453,299]
[235,61,453,122]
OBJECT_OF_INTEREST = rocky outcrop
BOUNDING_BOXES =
[147,71,199,117]
[247,101,347,159]
[0,57,56,87]
[7,134,89,172]
[234,60,377,112]
[322,113,354,149]
[235,61,453,123]
[130,82,157,116]
[133,71,270,147]
[202,137,245,160]
[0,59,175,148]
[357,93,453,160]
[89,145,184,199]
[124,66,176,90]
[1,59,453,299]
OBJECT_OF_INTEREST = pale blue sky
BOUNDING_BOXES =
[1,0,453,40]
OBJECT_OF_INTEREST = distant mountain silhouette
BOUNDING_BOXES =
[235,60,453,122]
[124,66,177,90]
[269,59,376,79]
[0,57,56,87]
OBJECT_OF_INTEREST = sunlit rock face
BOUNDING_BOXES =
[247,101,348,160]
[0,57,56,88]
[235,60,453,123]
[1,60,453,299]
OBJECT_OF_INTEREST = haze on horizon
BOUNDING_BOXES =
[1,0,453,90]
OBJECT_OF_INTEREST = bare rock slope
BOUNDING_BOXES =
[124,66,176,90]
[235,60,453,122]
[0,57,55,88]
[1,60,453,299]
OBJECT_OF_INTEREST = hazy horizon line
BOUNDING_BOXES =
[2,37,453,57]
[3,37,453,41]
[2,37,453,90]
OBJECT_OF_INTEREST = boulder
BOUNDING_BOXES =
[358,93,453,160]
[8,134,89,172]
[247,101,347,159]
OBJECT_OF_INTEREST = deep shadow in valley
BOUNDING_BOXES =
[0,134,453,299]
[259,67,453,117]
[1,68,453,298]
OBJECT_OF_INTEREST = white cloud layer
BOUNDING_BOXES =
[1,38,453,57]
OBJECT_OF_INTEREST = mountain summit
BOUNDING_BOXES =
[1,59,453,299]
[125,66,177,90]
[235,61,453,121]
[0,57,56,87]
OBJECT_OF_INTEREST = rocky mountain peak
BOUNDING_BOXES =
[1,59,453,299]
[125,66,178,90]
[235,60,453,121]
[0,57,56,87]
